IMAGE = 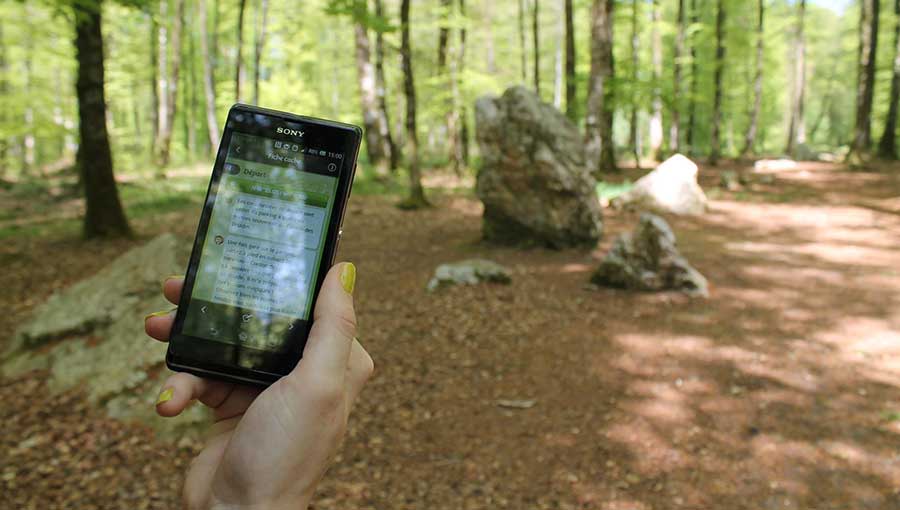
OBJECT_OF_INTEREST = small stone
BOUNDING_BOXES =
[496,399,537,410]
[427,259,512,292]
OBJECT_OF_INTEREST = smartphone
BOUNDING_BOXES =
[166,104,362,386]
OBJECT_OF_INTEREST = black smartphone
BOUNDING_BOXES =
[166,104,361,386]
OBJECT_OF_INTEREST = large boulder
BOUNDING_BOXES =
[3,234,209,439]
[591,213,709,297]
[426,259,512,292]
[475,86,603,248]
[613,154,708,215]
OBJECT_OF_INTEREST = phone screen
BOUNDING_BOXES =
[169,106,360,383]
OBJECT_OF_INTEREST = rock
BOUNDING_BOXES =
[591,213,709,297]
[474,86,603,248]
[613,154,708,215]
[3,234,210,439]
[753,158,797,172]
[426,259,512,292]
[719,170,742,191]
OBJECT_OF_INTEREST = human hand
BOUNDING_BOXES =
[144,262,373,510]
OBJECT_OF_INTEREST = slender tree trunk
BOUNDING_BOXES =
[399,0,427,208]
[709,0,725,166]
[741,0,764,157]
[73,0,131,238]
[519,0,527,82]
[156,0,168,166]
[533,0,540,95]
[649,0,663,160]
[0,19,6,178]
[235,0,247,103]
[22,6,35,174]
[252,0,270,106]
[354,6,390,177]
[485,1,497,73]
[156,0,186,167]
[438,0,451,70]
[373,0,399,170]
[849,0,880,163]
[564,0,577,121]
[447,0,463,174]
[585,0,617,174]
[878,0,900,159]
[786,0,807,157]
[670,0,685,154]
[553,2,563,109]
[459,0,470,166]
[200,0,220,152]
[809,63,837,142]
[185,9,197,158]
[437,0,458,170]
[686,0,699,153]
[630,0,641,166]
[149,11,159,157]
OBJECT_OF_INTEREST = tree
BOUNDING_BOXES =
[848,0,880,163]
[564,0,576,121]
[785,0,807,157]
[553,1,564,109]
[252,0,270,106]
[878,0,900,160]
[670,0,685,154]
[629,0,641,166]
[585,0,616,174]
[155,0,186,167]
[73,0,131,238]
[458,0,470,166]
[199,0,220,151]
[0,19,6,177]
[373,0,399,170]
[352,0,391,177]
[709,0,725,166]
[437,0,451,71]
[398,0,427,208]
[741,0,764,157]
[235,0,247,102]
[519,0,527,82]
[532,0,540,95]
[686,0,699,152]
[149,10,159,156]
[649,0,663,160]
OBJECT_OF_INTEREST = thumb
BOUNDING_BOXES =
[292,262,357,382]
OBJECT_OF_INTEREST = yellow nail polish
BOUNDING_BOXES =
[144,308,176,321]
[156,387,174,406]
[340,262,356,294]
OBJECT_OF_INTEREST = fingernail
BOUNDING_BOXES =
[162,275,182,293]
[340,262,356,294]
[156,387,174,406]
[144,307,177,321]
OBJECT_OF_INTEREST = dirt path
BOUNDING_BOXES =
[2,162,899,509]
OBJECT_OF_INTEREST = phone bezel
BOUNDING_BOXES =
[166,104,361,386]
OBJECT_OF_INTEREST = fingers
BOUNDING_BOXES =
[155,372,235,417]
[145,309,176,342]
[163,276,184,305]
[291,262,357,385]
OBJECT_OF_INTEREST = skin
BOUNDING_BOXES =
[144,263,373,510]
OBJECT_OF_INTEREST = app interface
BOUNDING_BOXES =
[181,130,342,352]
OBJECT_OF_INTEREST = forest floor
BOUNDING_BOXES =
[1,160,900,509]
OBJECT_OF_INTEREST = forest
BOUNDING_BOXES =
[2,0,900,509]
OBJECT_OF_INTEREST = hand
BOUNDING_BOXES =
[144,262,373,510]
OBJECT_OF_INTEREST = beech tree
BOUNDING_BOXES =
[155,0,186,167]
[199,0,220,150]
[670,0,685,153]
[585,0,616,173]
[648,0,663,160]
[564,0,576,121]
[848,0,880,163]
[878,0,900,160]
[398,0,427,208]
[708,0,725,166]
[741,0,764,157]
[785,0,807,157]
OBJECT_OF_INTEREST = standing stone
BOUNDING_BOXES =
[613,154,708,215]
[475,86,603,248]
[591,213,709,297]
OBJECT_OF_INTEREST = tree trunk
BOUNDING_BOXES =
[458,0,470,166]
[399,0,427,208]
[741,0,764,157]
[670,0,685,154]
[437,0,451,71]
[199,0,220,152]
[519,0,527,82]
[73,0,131,238]
[373,0,399,170]
[354,6,390,177]
[185,9,197,158]
[564,0,576,121]
[630,0,641,166]
[848,0,880,163]
[252,0,270,106]
[533,0,540,95]
[785,0,807,157]
[649,0,663,160]
[447,0,463,174]
[709,0,725,166]
[22,6,35,174]
[0,20,7,177]
[149,11,159,157]
[878,0,900,159]
[156,0,186,167]
[686,0,699,153]
[585,0,617,174]
[235,0,247,103]
[155,0,168,166]
[553,2,563,109]
[485,1,497,74]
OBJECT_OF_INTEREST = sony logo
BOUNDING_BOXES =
[276,126,305,137]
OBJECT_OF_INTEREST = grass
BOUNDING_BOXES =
[596,180,634,201]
